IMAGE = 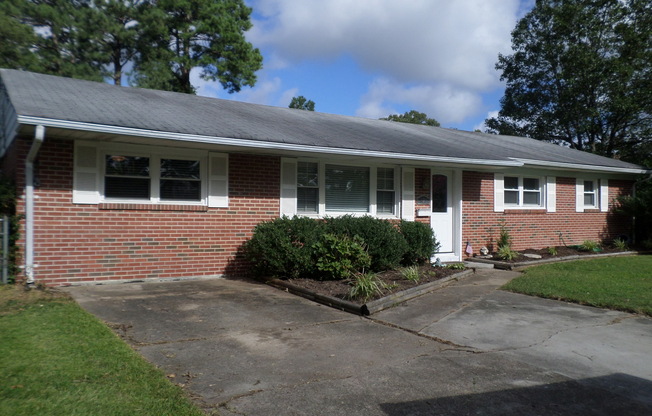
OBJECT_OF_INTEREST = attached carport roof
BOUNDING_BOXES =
[0,68,647,174]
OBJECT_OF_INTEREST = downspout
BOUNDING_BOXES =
[25,125,45,285]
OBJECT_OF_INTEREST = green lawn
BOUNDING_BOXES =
[0,286,206,416]
[502,255,652,316]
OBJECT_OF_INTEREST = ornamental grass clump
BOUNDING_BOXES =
[348,272,386,301]
[495,220,518,260]
[612,238,628,251]
[400,265,420,283]
[579,240,601,252]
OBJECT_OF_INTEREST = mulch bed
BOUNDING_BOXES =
[483,245,627,263]
[282,265,459,303]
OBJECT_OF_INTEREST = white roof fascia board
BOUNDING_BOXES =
[514,158,649,175]
[17,116,523,168]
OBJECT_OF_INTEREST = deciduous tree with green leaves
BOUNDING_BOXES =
[486,0,652,165]
[289,95,315,111]
[380,110,440,127]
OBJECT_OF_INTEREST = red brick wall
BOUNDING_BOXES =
[9,136,279,286]
[2,136,637,285]
[461,171,633,256]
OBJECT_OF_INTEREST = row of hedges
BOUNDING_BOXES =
[243,215,440,280]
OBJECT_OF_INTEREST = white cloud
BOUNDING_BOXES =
[356,77,483,124]
[249,0,519,90]
[196,71,299,108]
[247,0,521,127]
[473,110,500,132]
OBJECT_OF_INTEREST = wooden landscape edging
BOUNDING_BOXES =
[467,251,639,270]
[265,269,474,316]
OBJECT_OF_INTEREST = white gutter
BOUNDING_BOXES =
[17,116,523,168]
[25,125,44,285]
[513,158,649,175]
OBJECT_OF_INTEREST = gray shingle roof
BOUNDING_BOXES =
[1,68,645,171]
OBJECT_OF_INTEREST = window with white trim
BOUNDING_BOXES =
[293,161,397,216]
[103,154,203,203]
[297,161,319,213]
[104,155,151,199]
[583,180,597,208]
[504,176,543,208]
[73,141,228,207]
[376,167,396,214]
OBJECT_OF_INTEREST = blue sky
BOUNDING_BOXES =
[194,0,535,132]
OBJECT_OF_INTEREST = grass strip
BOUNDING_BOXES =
[502,255,652,316]
[0,285,205,416]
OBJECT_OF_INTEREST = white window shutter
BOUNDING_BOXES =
[280,158,297,216]
[600,179,609,212]
[576,178,584,212]
[494,173,504,212]
[546,176,556,213]
[208,152,228,208]
[73,143,100,204]
[401,167,415,221]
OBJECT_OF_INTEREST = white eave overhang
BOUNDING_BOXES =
[17,116,523,168]
[514,158,649,175]
[17,116,649,175]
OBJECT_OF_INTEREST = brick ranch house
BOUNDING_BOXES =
[0,69,648,286]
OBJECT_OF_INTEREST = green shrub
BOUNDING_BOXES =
[348,272,386,301]
[400,266,420,282]
[446,263,466,270]
[546,246,558,256]
[313,234,371,280]
[399,220,440,265]
[324,215,407,271]
[243,216,324,279]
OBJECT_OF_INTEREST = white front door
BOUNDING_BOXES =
[431,172,454,258]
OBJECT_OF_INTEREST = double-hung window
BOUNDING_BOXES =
[376,167,396,215]
[297,161,319,213]
[504,176,543,208]
[105,155,151,199]
[583,180,597,208]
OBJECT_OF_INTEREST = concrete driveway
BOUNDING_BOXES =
[65,269,652,415]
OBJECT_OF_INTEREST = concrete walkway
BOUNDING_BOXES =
[65,269,652,415]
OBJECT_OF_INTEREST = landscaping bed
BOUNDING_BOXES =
[264,265,471,315]
[469,246,636,269]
